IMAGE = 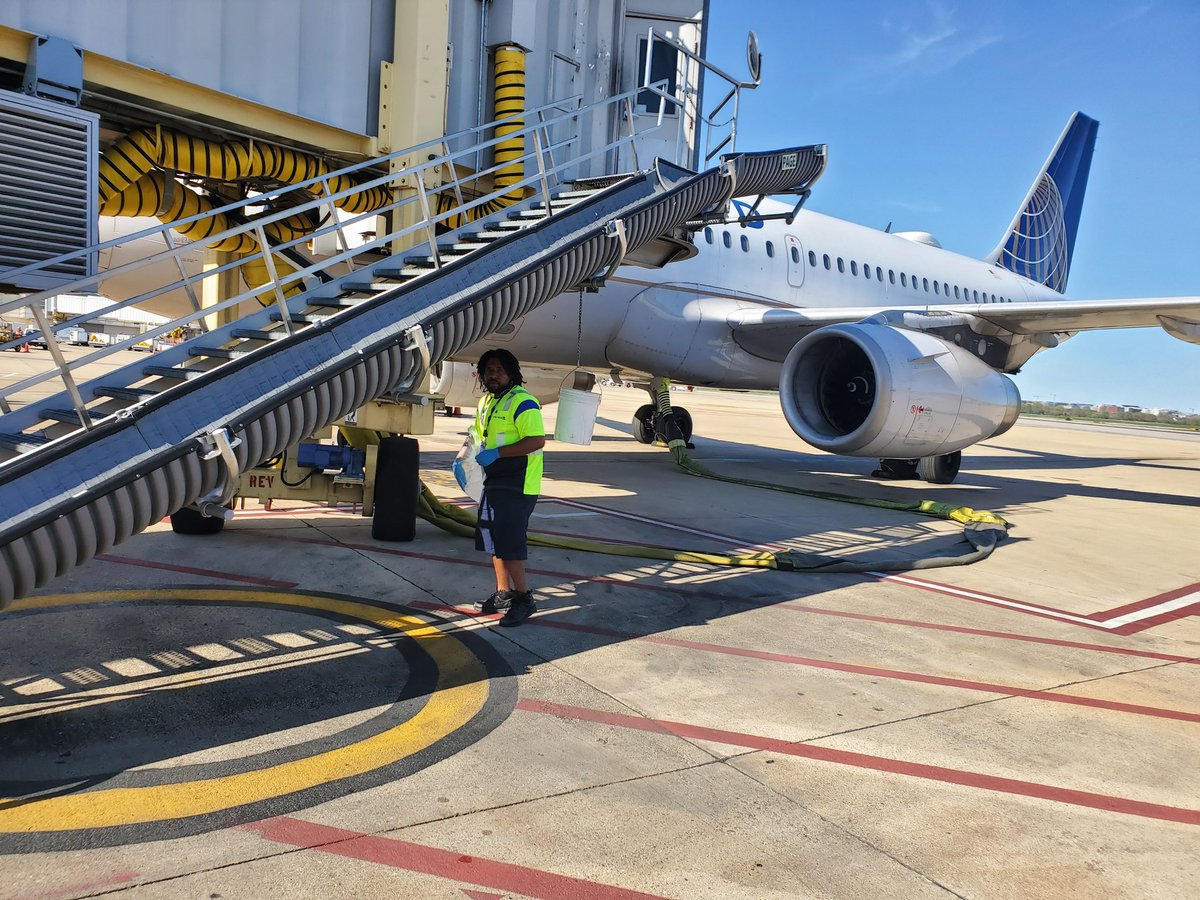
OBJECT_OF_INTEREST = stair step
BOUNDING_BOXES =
[142,365,208,381]
[0,432,49,451]
[189,345,254,360]
[267,312,329,325]
[39,407,100,425]
[92,385,161,401]
[231,328,287,341]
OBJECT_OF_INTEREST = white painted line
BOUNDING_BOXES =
[1103,591,1200,628]
[874,573,1105,627]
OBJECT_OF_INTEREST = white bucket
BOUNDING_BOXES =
[554,387,602,445]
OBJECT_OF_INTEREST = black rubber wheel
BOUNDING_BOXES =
[672,407,693,443]
[170,505,227,535]
[872,458,920,480]
[372,435,420,541]
[632,404,656,444]
[919,451,962,484]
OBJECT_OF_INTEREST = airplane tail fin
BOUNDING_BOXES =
[986,112,1099,294]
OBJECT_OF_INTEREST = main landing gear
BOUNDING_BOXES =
[631,376,694,447]
[872,451,962,484]
[632,403,693,445]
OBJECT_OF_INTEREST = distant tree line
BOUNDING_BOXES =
[1021,401,1200,429]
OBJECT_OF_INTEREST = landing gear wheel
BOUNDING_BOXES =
[919,451,962,484]
[372,435,420,541]
[170,505,227,535]
[632,404,656,444]
[658,406,693,444]
[872,458,919,480]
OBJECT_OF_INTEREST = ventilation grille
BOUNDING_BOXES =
[0,90,97,290]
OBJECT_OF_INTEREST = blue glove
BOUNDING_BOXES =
[475,447,500,468]
[452,458,468,490]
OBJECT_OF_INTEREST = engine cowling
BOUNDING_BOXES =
[430,362,593,409]
[779,323,1020,458]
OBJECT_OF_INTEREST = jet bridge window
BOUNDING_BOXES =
[722,231,731,248]
[766,241,774,258]
[636,38,679,116]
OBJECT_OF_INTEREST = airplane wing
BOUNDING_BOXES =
[727,296,1200,360]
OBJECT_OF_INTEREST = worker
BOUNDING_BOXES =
[454,348,545,627]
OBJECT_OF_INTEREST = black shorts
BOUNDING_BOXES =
[475,489,538,560]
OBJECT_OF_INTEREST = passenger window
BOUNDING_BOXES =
[954,286,960,299]
[923,278,929,292]
[823,254,831,270]
[740,235,749,252]
[722,231,731,248]
[973,289,979,302]
[808,250,816,266]
[876,266,883,281]
[990,293,996,303]
[934,281,941,295]
[704,227,713,244]
[889,270,895,284]
[837,257,845,273]
[766,241,774,258]
[850,261,858,276]
[791,246,800,264]
[900,273,907,287]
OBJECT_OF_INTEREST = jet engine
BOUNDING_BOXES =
[779,323,1020,459]
[430,362,593,409]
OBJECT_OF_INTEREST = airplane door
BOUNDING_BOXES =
[619,14,701,171]
[784,234,805,287]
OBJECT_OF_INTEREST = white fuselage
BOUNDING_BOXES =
[460,199,1058,388]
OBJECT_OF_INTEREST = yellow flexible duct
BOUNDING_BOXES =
[439,44,527,229]
[99,170,306,303]
[98,127,390,214]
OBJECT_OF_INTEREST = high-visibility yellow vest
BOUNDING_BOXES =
[475,385,543,494]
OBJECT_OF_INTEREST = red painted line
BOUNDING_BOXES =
[244,816,667,899]
[16,870,139,900]
[94,554,298,588]
[263,532,1198,665]
[1092,583,1200,619]
[509,618,1200,724]
[518,699,1200,826]
[768,604,1200,664]
[1111,602,1200,637]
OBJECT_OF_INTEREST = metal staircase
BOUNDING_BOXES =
[0,88,827,608]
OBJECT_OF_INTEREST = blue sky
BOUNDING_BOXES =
[704,1,1200,412]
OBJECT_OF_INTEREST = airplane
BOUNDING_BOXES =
[434,112,1200,484]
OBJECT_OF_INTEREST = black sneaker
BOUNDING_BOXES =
[499,592,537,627]
[476,591,513,614]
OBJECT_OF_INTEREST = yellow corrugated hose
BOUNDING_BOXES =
[439,44,527,229]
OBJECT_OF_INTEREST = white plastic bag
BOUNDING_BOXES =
[456,425,485,502]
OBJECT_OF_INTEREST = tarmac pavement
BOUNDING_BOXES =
[1,387,1197,898]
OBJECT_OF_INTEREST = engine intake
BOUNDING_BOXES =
[779,323,1020,458]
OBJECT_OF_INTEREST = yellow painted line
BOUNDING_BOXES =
[0,589,488,832]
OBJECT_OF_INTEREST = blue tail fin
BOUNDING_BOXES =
[987,112,1098,293]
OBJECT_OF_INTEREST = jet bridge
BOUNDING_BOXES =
[0,90,826,608]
